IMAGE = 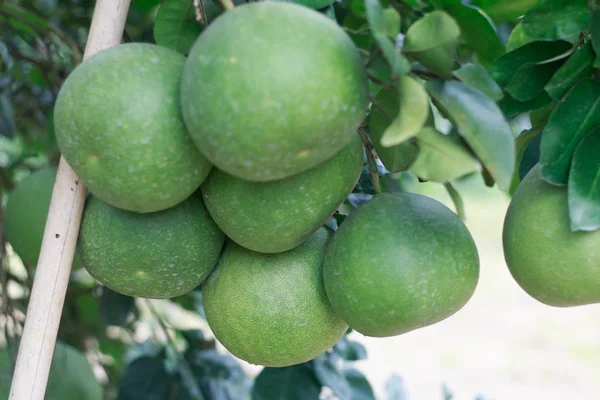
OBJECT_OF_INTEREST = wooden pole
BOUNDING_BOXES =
[8,1,131,398]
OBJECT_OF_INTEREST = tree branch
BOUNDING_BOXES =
[358,128,382,194]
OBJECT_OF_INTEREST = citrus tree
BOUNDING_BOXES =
[0,0,599,399]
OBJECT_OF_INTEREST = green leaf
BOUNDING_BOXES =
[545,41,596,100]
[504,58,566,102]
[332,336,367,361]
[540,79,600,185]
[444,182,466,220]
[506,22,537,52]
[184,349,251,400]
[453,63,503,101]
[99,288,135,326]
[404,11,460,78]
[153,0,212,55]
[365,0,410,76]
[592,9,600,65]
[425,80,515,190]
[509,126,543,194]
[382,76,430,147]
[471,0,540,23]
[383,8,401,38]
[367,52,391,96]
[344,367,376,400]
[252,364,321,400]
[446,4,505,61]
[410,127,481,182]
[498,92,553,119]
[313,355,351,399]
[385,374,408,400]
[117,352,175,400]
[403,11,460,52]
[489,40,574,87]
[293,0,336,8]
[368,85,422,172]
[568,128,600,232]
[530,100,557,127]
[522,0,591,41]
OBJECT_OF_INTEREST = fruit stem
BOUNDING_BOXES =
[216,0,235,11]
[358,128,383,194]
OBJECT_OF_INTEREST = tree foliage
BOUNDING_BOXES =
[1,0,599,398]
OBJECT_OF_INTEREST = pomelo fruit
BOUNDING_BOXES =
[4,166,83,270]
[202,227,348,367]
[180,1,369,182]
[78,192,225,299]
[323,192,480,337]
[503,164,600,307]
[0,341,102,400]
[201,134,364,253]
[54,43,212,213]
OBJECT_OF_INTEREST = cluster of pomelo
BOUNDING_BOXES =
[6,2,481,368]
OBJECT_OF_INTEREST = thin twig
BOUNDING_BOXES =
[358,128,382,194]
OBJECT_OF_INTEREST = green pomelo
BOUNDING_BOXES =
[181,1,369,182]
[78,192,225,299]
[323,192,480,337]
[503,164,600,307]
[202,228,348,367]
[0,341,103,400]
[201,134,364,253]
[54,43,212,213]
[4,166,83,270]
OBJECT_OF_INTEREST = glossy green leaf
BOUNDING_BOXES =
[471,0,539,23]
[489,40,573,87]
[252,364,321,400]
[153,0,204,54]
[369,87,421,172]
[522,0,590,41]
[344,367,376,400]
[540,79,600,185]
[545,41,595,100]
[453,63,503,101]
[404,11,460,78]
[383,8,401,38]
[530,100,557,127]
[568,128,600,232]
[509,126,543,194]
[446,4,504,61]
[381,76,430,147]
[365,0,410,76]
[425,80,515,190]
[313,356,351,400]
[591,9,600,66]
[403,11,460,52]
[506,22,536,51]
[498,92,553,119]
[504,58,565,102]
[410,127,481,182]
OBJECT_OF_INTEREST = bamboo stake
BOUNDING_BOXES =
[9,1,131,398]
